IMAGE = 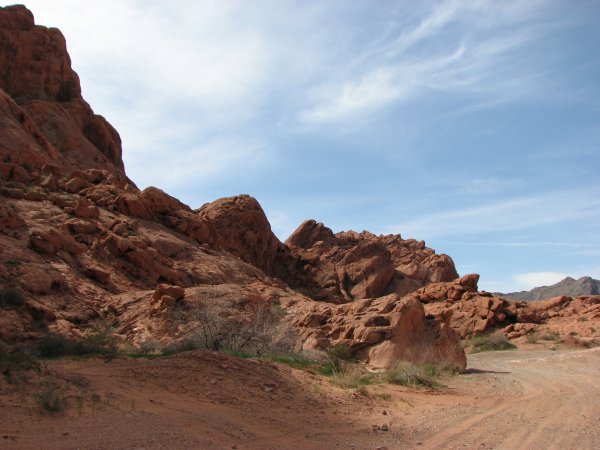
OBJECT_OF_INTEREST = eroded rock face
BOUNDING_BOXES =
[285,220,459,302]
[288,293,466,371]
[0,5,128,183]
[196,195,283,275]
[417,276,600,342]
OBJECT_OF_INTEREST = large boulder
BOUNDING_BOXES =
[196,195,284,275]
[290,293,466,371]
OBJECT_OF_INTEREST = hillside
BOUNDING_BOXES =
[500,276,600,301]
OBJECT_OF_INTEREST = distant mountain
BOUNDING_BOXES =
[499,276,600,301]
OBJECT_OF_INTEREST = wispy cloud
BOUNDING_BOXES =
[393,187,600,238]
[298,68,405,123]
[298,0,568,125]
[448,241,592,249]
[449,177,526,195]
[127,138,267,192]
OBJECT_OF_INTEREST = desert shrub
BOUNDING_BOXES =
[399,341,465,374]
[525,333,539,344]
[561,335,591,348]
[326,344,354,371]
[35,322,118,358]
[172,297,298,356]
[471,332,516,353]
[225,303,281,354]
[35,334,75,357]
[382,362,442,388]
[0,343,39,383]
[79,320,118,355]
[136,339,160,355]
[540,332,560,341]
[329,364,375,389]
[35,382,67,413]
[0,287,24,309]
[160,334,204,356]
[356,385,370,397]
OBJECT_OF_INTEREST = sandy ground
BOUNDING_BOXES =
[1,346,599,449]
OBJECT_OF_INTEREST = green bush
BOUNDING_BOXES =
[264,353,314,369]
[0,287,24,309]
[471,332,516,353]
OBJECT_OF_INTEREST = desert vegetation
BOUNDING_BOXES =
[471,332,517,353]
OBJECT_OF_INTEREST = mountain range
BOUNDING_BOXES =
[498,276,600,301]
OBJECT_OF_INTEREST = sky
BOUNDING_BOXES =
[5,0,600,292]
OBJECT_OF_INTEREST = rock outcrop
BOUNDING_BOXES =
[285,220,459,302]
[0,5,130,185]
[415,275,600,343]
[289,293,466,370]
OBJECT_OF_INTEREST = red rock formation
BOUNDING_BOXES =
[285,220,459,302]
[288,293,466,371]
[415,276,600,343]
[196,195,283,275]
[0,5,129,184]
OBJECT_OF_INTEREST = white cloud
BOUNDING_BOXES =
[24,0,270,111]
[514,271,568,290]
[126,137,267,193]
[298,68,404,123]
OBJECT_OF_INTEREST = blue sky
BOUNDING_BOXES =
[7,0,600,292]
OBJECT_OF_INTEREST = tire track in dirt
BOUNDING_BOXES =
[418,347,600,450]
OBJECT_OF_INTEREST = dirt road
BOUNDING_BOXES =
[401,346,600,449]
[1,347,599,449]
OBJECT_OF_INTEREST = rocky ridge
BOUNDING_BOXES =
[499,276,600,301]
